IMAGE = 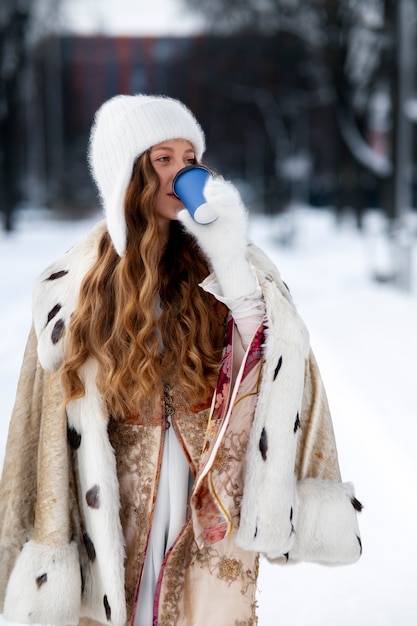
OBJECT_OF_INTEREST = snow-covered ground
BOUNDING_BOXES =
[1,205,416,625]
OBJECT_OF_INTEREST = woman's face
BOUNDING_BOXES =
[150,138,196,232]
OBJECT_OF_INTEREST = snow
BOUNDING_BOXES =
[56,0,205,36]
[1,205,417,625]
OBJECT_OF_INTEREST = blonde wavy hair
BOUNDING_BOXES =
[60,151,226,419]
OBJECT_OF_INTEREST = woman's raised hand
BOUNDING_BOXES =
[178,176,257,299]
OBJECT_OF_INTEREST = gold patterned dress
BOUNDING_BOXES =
[108,319,263,626]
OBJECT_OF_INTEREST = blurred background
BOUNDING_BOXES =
[1,1,417,625]
[2,0,417,288]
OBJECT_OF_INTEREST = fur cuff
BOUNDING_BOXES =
[3,540,81,625]
[268,479,363,565]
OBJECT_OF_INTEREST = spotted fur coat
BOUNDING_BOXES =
[0,221,362,626]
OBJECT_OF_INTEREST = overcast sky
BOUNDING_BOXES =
[58,0,205,36]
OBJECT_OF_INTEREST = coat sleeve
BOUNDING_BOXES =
[296,349,342,481]
[275,349,363,565]
[234,257,363,566]
[0,326,41,605]
[0,326,82,625]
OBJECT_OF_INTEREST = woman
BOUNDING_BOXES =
[0,95,362,626]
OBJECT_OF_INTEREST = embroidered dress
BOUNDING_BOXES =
[109,320,263,625]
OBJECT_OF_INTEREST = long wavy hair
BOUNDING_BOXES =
[60,151,226,419]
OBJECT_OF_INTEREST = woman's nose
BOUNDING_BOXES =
[170,162,185,183]
[174,159,186,174]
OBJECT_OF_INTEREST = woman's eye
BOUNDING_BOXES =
[185,157,196,165]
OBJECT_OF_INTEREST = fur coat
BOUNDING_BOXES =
[0,221,362,626]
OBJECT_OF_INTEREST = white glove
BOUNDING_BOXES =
[178,176,257,299]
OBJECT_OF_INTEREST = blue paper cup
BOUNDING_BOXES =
[173,165,218,224]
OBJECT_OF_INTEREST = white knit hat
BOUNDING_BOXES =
[88,94,206,256]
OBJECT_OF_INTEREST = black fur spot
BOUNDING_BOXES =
[356,535,363,554]
[294,413,301,434]
[254,522,258,538]
[86,485,100,509]
[289,507,295,535]
[46,270,68,281]
[273,356,283,381]
[47,303,62,325]
[351,497,363,513]
[80,566,86,594]
[67,425,81,450]
[36,573,47,588]
[259,427,268,461]
[51,319,65,344]
[103,595,112,621]
[83,532,96,562]
[283,552,289,562]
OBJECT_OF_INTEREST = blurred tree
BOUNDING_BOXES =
[0,0,61,231]
[182,0,407,227]
[0,1,31,231]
